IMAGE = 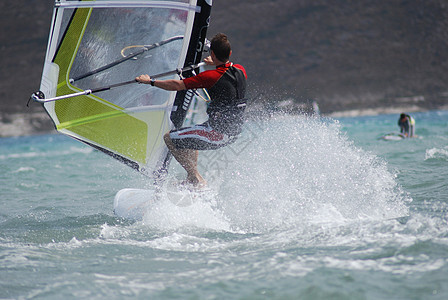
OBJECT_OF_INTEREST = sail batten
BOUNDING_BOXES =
[35,0,212,177]
[71,35,184,82]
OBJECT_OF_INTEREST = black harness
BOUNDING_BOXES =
[207,64,247,135]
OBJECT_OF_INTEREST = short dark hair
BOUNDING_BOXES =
[210,33,231,62]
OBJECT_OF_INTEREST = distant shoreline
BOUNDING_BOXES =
[0,111,56,138]
[2,105,447,138]
[326,105,448,118]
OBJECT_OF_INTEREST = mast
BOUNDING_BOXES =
[32,0,213,179]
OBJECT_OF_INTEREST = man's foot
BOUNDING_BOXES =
[185,175,207,189]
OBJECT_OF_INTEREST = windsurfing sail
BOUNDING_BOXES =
[33,0,212,179]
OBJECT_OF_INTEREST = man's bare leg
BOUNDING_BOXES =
[164,133,206,187]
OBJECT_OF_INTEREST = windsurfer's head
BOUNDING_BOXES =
[210,33,231,62]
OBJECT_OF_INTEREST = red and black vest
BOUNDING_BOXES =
[184,63,247,135]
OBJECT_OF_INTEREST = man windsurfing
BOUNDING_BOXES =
[398,113,415,137]
[136,33,247,187]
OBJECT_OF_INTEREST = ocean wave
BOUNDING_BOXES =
[0,147,93,161]
[425,147,448,161]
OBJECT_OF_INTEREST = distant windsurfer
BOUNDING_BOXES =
[398,113,415,137]
[136,33,247,187]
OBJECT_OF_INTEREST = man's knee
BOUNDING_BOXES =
[163,132,170,143]
[164,132,176,150]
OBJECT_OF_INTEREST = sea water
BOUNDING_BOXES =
[1,110,447,299]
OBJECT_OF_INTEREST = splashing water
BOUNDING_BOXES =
[3,111,448,299]
[425,146,448,161]
[143,114,410,233]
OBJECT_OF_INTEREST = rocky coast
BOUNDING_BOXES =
[1,0,447,137]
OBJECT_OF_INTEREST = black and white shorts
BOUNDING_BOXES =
[169,122,237,150]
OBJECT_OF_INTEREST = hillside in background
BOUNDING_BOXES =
[1,0,448,135]
[208,0,448,113]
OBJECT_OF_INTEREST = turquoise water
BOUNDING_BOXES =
[1,110,447,299]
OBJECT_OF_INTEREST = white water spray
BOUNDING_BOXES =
[141,114,410,233]
[213,114,410,232]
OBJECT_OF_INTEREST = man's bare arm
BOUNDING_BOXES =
[135,74,186,91]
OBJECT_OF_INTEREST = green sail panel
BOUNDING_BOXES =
[52,7,148,164]
[38,0,212,176]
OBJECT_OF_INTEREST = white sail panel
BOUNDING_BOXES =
[37,0,211,177]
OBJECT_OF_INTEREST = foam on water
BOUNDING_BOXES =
[141,196,232,232]
[133,114,410,233]
[210,114,411,232]
[425,146,448,161]
[1,111,447,299]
